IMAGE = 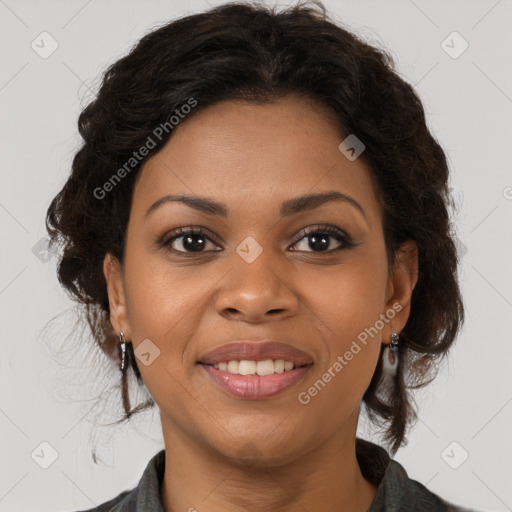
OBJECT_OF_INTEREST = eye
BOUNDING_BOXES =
[160,227,221,254]
[290,224,354,253]
[159,224,355,255]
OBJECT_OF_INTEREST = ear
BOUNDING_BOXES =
[383,240,418,343]
[103,252,131,340]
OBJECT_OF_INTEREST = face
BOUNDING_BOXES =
[104,96,417,466]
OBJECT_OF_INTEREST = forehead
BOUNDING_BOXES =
[131,97,381,222]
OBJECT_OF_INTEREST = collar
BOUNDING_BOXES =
[115,438,460,511]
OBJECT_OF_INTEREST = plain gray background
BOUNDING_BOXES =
[1,0,511,511]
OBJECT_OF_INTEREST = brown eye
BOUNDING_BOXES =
[161,228,222,253]
[290,225,354,253]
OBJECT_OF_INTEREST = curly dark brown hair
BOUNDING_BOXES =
[46,0,464,454]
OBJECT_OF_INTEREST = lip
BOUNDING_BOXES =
[197,340,314,366]
[200,364,311,400]
[197,341,314,400]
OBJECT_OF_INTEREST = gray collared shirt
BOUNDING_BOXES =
[75,438,477,511]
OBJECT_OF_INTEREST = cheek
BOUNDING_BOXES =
[294,252,387,411]
[121,246,213,397]
[293,291,384,441]
[121,252,206,430]
[307,254,389,347]
[123,242,210,340]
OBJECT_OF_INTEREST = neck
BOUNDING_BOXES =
[160,411,377,512]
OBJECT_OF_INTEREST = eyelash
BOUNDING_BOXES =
[159,224,356,255]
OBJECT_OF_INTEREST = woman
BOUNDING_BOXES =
[47,1,473,510]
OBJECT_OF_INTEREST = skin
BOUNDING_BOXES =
[103,96,418,512]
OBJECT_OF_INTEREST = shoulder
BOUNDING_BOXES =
[356,438,480,512]
[69,449,165,512]
[385,459,478,512]
[72,489,136,512]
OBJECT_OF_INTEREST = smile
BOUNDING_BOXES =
[199,361,312,400]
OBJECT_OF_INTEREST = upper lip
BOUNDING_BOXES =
[197,341,314,366]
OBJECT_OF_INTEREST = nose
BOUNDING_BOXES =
[215,247,299,323]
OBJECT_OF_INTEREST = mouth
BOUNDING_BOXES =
[197,341,314,400]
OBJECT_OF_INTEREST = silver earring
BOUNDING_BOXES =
[390,327,400,348]
[389,327,399,366]
[382,327,399,376]
[119,331,127,372]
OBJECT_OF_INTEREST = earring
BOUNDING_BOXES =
[119,331,127,372]
[389,327,399,366]
[390,327,399,348]
[382,327,400,376]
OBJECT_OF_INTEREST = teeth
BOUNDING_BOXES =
[211,359,297,375]
[274,359,285,373]
[256,359,274,376]
[239,360,257,375]
[227,360,239,374]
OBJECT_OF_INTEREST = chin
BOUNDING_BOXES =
[207,430,311,469]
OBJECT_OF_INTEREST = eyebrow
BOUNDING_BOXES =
[145,191,367,221]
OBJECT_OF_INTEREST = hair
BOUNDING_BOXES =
[46,0,464,454]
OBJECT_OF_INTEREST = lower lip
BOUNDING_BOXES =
[199,364,312,400]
